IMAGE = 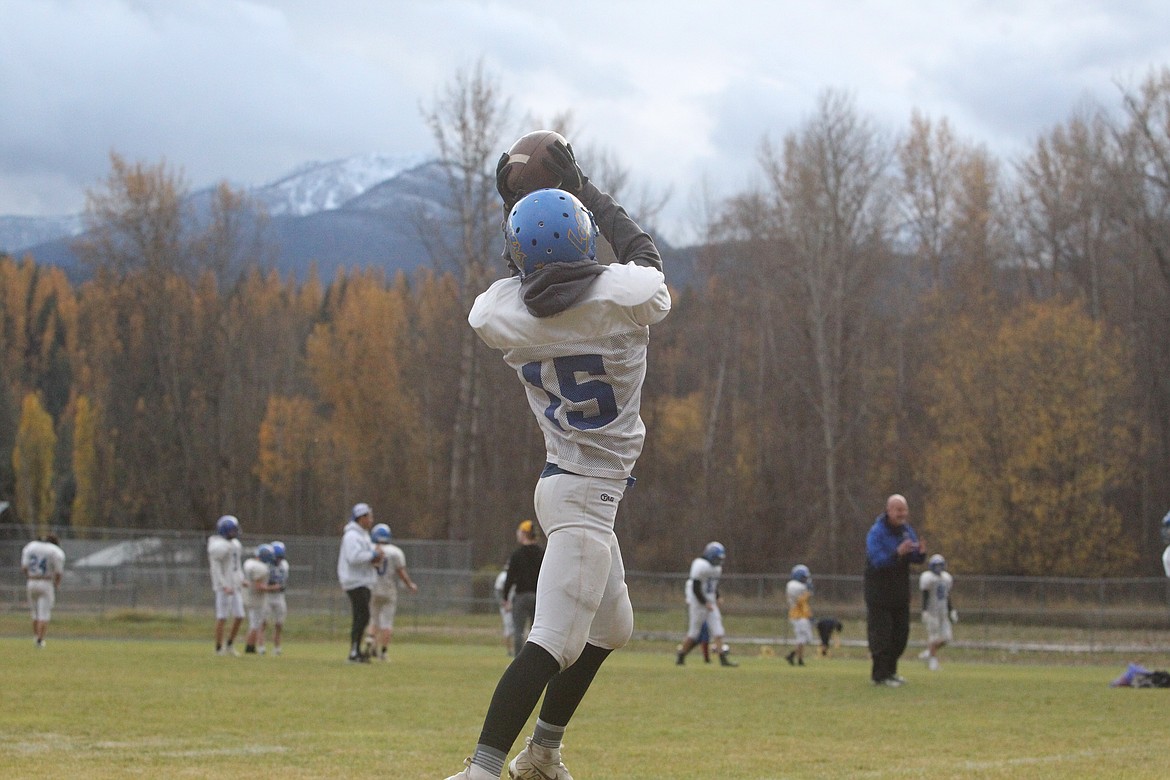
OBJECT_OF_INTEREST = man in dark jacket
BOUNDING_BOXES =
[864,494,926,686]
[502,520,543,657]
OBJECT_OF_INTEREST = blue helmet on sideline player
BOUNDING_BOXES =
[701,541,726,566]
[371,523,392,544]
[1161,510,1170,545]
[271,540,286,561]
[929,553,947,573]
[215,515,239,539]
[505,188,599,279]
[256,543,275,564]
[791,564,811,583]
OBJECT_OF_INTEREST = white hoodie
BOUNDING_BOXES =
[337,521,378,591]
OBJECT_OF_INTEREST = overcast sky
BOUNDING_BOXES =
[3,0,1170,244]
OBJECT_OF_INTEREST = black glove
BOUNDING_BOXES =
[496,152,521,210]
[541,139,585,196]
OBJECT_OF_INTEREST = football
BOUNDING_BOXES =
[502,130,569,198]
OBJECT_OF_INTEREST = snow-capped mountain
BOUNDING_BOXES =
[0,214,84,254]
[252,153,429,217]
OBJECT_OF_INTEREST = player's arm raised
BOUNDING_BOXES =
[542,140,662,273]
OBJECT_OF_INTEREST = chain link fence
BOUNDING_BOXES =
[4,525,1170,652]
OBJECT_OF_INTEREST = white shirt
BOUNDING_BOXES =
[372,543,407,598]
[1163,545,1170,577]
[207,535,243,592]
[685,557,721,605]
[21,540,66,581]
[337,521,378,590]
[919,570,954,615]
[469,262,671,480]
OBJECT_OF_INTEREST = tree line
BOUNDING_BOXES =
[3,65,1170,577]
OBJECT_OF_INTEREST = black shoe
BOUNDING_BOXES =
[719,652,738,667]
[785,651,796,666]
[676,651,685,666]
[797,657,805,666]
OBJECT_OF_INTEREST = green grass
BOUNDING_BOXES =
[1,631,1166,779]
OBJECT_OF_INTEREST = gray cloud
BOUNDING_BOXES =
[1,0,1169,244]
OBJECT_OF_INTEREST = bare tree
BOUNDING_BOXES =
[420,61,511,541]
[759,90,897,569]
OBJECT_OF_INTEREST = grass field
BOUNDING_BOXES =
[3,621,1168,779]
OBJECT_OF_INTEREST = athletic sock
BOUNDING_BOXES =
[470,745,506,777]
[531,718,566,750]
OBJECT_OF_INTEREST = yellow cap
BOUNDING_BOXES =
[517,520,534,535]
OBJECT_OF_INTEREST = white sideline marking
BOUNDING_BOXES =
[1,734,286,758]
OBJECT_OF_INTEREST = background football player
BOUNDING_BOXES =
[785,564,813,666]
[207,515,245,656]
[918,553,957,671]
[676,542,737,667]
[21,532,66,648]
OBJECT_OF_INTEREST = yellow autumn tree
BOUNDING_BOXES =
[923,300,1138,575]
[13,392,57,534]
[70,394,100,533]
[306,270,424,521]
[257,395,320,498]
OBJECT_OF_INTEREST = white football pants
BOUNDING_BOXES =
[526,472,634,669]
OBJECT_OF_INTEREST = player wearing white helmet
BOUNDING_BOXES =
[367,522,418,661]
[445,137,670,780]
[208,515,245,656]
[785,564,813,667]
[918,553,956,671]
[21,533,66,648]
[676,542,737,667]
[264,541,289,656]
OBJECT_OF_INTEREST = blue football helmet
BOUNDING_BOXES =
[215,515,239,539]
[371,523,392,544]
[256,543,275,564]
[701,541,726,566]
[505,188,599,278]
[791,564,811,583]
[271,541,286,561]
[929,553,946,573]
[1161,511,1170,545]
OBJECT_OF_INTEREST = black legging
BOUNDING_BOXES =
[346,586,371,652]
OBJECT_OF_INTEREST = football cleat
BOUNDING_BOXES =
[509,738,573,780]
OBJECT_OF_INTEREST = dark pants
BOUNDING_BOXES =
[866,600,910,681]
[346,586,371,653]
[511,591,537,657]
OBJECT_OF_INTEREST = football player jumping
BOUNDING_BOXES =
[446,137,670,780]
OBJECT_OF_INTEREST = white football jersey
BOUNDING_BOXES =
[269,559,290,591]
[469,262,671,480]
[372,544,407,598]
[685,557,722,605]
[21,540,66,578]
[919,570,954,614]
[207,535,244,591]
[1163,545,1170,578]
[242,557,270,608]
[786,579,811,619]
